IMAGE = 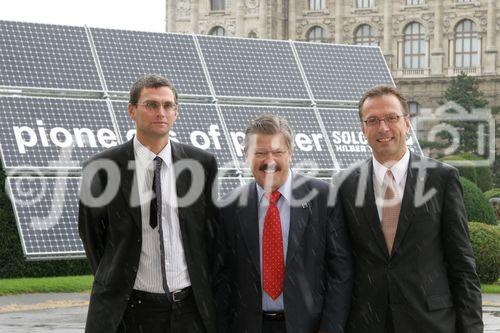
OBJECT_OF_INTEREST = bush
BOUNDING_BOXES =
[460,177,497,225]
[0,163,91,278]
[468,222,500,284]
[441,154,492,191]
[484,188,500,200]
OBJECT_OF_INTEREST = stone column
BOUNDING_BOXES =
[259,0,268,38]
[383,0,394,68]
[236,0,245,37]
[335,0,344,44]
[484,0,497,74]
[166,0,177,32]
[190,0,199,34]
[430,0,444,75]
[288,0,296,39]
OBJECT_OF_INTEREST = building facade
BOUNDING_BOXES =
[166,0,500,111]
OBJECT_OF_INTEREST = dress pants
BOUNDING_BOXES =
[117,289,205,333]
[262,313,286,333]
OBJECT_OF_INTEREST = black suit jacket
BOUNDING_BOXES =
[78,139,218,333]
[215,173,354,333]
[336,152,483,333]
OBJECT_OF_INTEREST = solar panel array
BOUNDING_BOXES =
[0,20,412,259]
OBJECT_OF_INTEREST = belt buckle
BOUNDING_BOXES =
[171,289,183,302]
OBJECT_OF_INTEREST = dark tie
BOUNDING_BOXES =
[150,156,169,293]
[150,156,162,229]
[381,170,401,254]
[262,191,284,300]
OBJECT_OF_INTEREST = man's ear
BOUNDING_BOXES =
[128,103,136,121]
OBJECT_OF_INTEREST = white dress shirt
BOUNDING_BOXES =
[132,136,191,293]
[372,149,410,221]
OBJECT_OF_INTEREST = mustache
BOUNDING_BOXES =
[259,163,281,172]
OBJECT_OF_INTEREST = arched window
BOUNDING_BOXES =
[209,26,226,36]
[309,0,325,10]
[211,0,226,11]
[357,0,374,8]
[406,0,424,4]
[248,31,257,38]
[403,22,426,69]
[455,19,478,68]
[306,26,326,43]
[354,24,378,46]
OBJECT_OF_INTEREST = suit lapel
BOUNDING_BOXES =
[238,182,260,274]
[286,174,311,266]
[171,142,191,225]
[391,153,419,256]
[359,159,391,258]
[117,140,142,229]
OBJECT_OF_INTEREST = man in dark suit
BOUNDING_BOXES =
[215,114,353,333]
[336,85,483,332]
[79,74,217,333]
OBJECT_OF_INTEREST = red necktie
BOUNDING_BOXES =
[262,191,284,300]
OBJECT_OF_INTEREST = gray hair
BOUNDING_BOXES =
[129,74,179,105]
[244,114,294,152]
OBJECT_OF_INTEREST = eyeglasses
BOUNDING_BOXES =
[252,149,288,159]
[137,101,178,112]
[363,113,406,127]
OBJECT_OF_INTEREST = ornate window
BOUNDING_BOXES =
[211,0,226,11]
[309,0,325,10]
[403,22,426,69]
[455,19,478,68]
[406,0,424,4]
[306,26,326,43]
[248,31,257,38]
[354,24,378,46]
[209,26,226,36]
[357,0,374,8]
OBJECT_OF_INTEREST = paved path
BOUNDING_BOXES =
[0,293,498,332]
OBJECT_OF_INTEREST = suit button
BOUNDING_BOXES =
[387,262,392,269]
[137,238,141,243]
[133,266,138,272]
[125,295,130,301]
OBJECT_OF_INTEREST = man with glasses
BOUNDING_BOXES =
[214,114,353,333]
[79,74,217,333]
[335,85,482,332]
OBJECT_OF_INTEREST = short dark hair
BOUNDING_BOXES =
[129,74,179,105]
[244,114,294,153]
[358,85,409,120]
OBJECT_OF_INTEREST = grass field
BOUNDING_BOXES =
[0,275,498,295]
[0,275,93,295]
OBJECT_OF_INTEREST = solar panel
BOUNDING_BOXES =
[317,108,420,169]
[220,105,334,170]
[0,21,102,91]
[197,36,309,100]
[217,177,243,198]
[111,101,236,169]
[0,96,117,170]
[7,177,84,259]
[90,28,211,96]
[293,42,393,102]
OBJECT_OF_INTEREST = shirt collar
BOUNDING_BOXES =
[256,169,292,204]
[372,149,410,186]
[133,136,172,168]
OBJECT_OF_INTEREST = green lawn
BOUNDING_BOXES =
[0,275,498,296]
[0,275,93,295]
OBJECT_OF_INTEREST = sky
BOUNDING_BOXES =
[0,0,167,32]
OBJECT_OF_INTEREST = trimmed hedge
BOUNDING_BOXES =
[0,165,91,278]
[441,154,492,191]
[460,177,497,225]
[469,222,500,284]
[484,188,500,200]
